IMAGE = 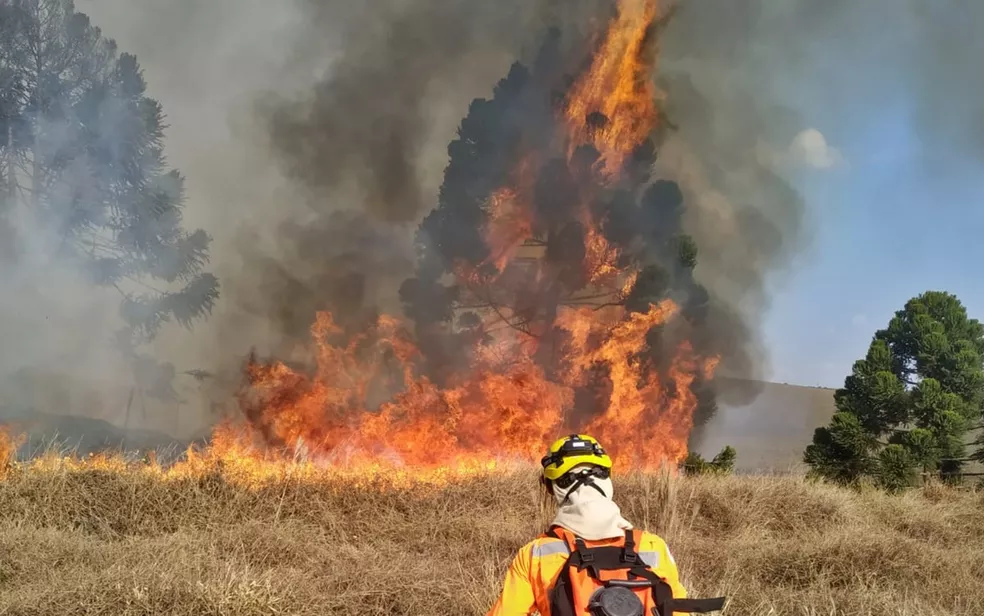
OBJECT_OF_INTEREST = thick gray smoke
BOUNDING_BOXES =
[657,3,812,403]
[210,0,618,364]
[254,0,809,407]
[15,0,983,443]
[65,0,607,436]
[656,0,984,402]
[263,1,542,223]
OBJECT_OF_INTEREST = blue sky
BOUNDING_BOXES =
[658,3,984,389]
[718,1,984,389]
[761,99,984,389]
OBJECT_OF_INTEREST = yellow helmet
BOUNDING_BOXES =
[540,433,612,481]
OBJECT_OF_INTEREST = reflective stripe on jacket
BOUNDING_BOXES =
[486,530,689,616]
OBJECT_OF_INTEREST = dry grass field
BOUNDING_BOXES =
[0,440,982,616]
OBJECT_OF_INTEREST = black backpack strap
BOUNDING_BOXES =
[547,533,579,616]
[666,597,728,613]
[633,567,726,615]
[622,529,639,565]
[573,537,594,564]
[548,565,579,616]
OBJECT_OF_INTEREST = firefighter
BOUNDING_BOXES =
[486,434,725,616]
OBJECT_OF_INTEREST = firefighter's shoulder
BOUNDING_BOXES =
[635,530,677,569]
[527,534,571,560]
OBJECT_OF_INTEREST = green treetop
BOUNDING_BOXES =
[804,291,984,490]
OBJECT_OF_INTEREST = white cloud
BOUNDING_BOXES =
[789,128,845,169]
[851,313,867,327]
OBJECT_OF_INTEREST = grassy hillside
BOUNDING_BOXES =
[0,450,981,616]
[0,409,189,458]
[694,378,838,472]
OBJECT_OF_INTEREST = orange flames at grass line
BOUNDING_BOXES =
[0,424,515,489]
[110,0,702,479]
[228,297,704,471]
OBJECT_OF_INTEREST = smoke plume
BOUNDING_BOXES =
[217,0,619,366]
[15,0,981,444]
[251,0,808,416]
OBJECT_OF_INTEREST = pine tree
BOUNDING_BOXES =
[805,291,984,490]
[400,30,719,432]
[0,0,218,399]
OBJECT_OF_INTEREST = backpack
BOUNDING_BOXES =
[544,527,726,616]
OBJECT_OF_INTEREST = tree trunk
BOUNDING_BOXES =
[122,387,135,432]
[0,122,16,262]
[4,122,12,195]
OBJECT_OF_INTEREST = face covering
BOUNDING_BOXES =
[550,467,633,540]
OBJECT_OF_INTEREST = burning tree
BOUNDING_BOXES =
[235,0,724,472]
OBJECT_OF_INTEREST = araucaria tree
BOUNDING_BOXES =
[0,0,218,398]
[805,291,984,490]
[399,24,720,435]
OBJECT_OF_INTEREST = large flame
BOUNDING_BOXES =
[565,0,660,174]
[212,0,716,478]
[230,299,694,469]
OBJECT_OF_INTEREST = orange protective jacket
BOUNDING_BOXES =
[486,528,689,616]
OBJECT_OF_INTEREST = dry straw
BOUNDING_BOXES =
[0,439,982,615]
